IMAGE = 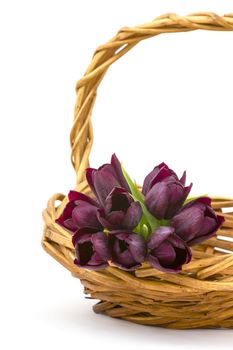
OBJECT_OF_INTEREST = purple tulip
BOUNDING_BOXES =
[143,163,192,220]
[86,153,131,207]
[72,228,111,270]
[171,197,224,246]
[97,187,142,230]
[147,226,192,273]
[55,191,102,232]
[109,230,147,271]
[142,162,181,195]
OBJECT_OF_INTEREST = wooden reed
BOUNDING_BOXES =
[42,12,233,329]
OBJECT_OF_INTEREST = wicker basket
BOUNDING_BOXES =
[42,12,233,329]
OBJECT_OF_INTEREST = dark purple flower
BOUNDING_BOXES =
[109,230,147,271]
[97,187,142,230]
[171,197,225,246]
[72,228,111,270]
[147,226,192,273]
[143,163,192,220]
[142,162,181,195]
[55,191,102,232]
[86,153,130,206]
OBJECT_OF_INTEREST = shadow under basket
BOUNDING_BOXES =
[42,12,233,329]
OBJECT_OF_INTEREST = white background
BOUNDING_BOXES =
[1,0,233,349]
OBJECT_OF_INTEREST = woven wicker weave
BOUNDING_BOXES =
[42,12,233,329]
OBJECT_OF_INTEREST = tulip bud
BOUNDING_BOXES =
[72,228,111,270]
[109,230,147,271]
[55,191,102,232]
[86,153,131,206]
[171,197,224,246]
[143,163,192,220]
[147,226,192,272]
[142,162,178,195]
[97,187,142,230]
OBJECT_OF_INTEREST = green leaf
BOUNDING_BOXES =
[140,201,160,231]
[159,219,170,226]
[134,212,151,238]
[121,165,144,202]
[121,165,160,233]
[141,224,149,238]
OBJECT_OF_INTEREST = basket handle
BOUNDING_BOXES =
[71,12,233,189]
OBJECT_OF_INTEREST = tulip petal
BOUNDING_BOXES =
[217,214,225,228]
[93,166,121,206]
[165,181,186,219]
[96,208,110,228]
[72,227,98,246]
[180,171,186,185]
[171,196,224,246]
[123,201,142,230]
[55,201,77,232]
[148,227,175,249]
[109,231,145,271]
[151,168,175,187]
[142,167,161,196]
[142,162,176,195]
[111,153,131,192]
[169,235,192,264]
[75,240,93,266]
[127,233,146,262]
[72,191,99,206]
[187,215,218,246]
[86,168,98,198]
[204,205,219,221]
[183,197,212,210]
[88,252,109,267]
[100,210,126,230]
[159,162,169,169]
[111,236,135,266]
[171,207,204,241]
[198,197,212,206]
[184,183,193,199]
[152,241,176,265]
[98,186,141,230]
[147,228,191,272]
[174,246,192,265]
[73,229,110,270]
[105,187,130,213]
[68,191,99,205]
[56,192,101,232]
[72,200,102,229]
[148,254,182,273]
[62,218,77,232]
[107,210,125,224]
[202,216,217,235]
[68,190,81,202]
[188,231,216,246]
[116,247,136,266]
[143,163,190,219]
[92,231,111,260]
[74,258,108,271]
[145,183,169,219]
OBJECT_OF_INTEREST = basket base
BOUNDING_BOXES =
[73,259,233,329]
[42,195,233,329]
[92,299,232,329]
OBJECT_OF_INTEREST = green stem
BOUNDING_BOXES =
[121,165,160,234]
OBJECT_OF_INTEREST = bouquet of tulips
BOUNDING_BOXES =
[56,154,224,273]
